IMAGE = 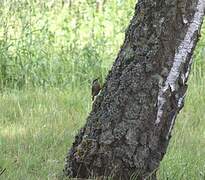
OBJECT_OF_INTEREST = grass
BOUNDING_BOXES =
[0,73,205,180]
[0,0,205,179]
[0,0,136,89]
[158,75,205,180]
[0,87,91,180]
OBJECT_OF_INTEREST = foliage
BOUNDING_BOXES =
[0,0,205,179]
[0,0,135,89]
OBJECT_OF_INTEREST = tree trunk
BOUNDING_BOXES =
[64,0,205,179]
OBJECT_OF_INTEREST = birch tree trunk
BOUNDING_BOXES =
[64,0,205,179]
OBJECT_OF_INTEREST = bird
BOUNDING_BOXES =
[92,78,101,101]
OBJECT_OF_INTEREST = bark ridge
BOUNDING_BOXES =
[64,0,205,179]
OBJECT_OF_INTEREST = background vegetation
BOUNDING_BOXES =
[0,0,205,179]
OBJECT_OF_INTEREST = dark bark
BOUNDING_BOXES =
[64,0,205,179]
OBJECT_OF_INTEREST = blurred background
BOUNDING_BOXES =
[0,0,205,179]
[0,0,136,90]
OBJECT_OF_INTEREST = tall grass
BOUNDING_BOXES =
[0,1,205,180]
[0,0,135,90]
[0,0,204,89]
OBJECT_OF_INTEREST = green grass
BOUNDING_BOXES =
[0,0,136,89]
[0,87,91,180]
[158,75,205,180]
[0,0,205,179]
[0,74,205,180]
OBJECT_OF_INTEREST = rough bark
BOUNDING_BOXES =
[64,0,205,179]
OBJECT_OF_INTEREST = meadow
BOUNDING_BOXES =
[0,1,205,179]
